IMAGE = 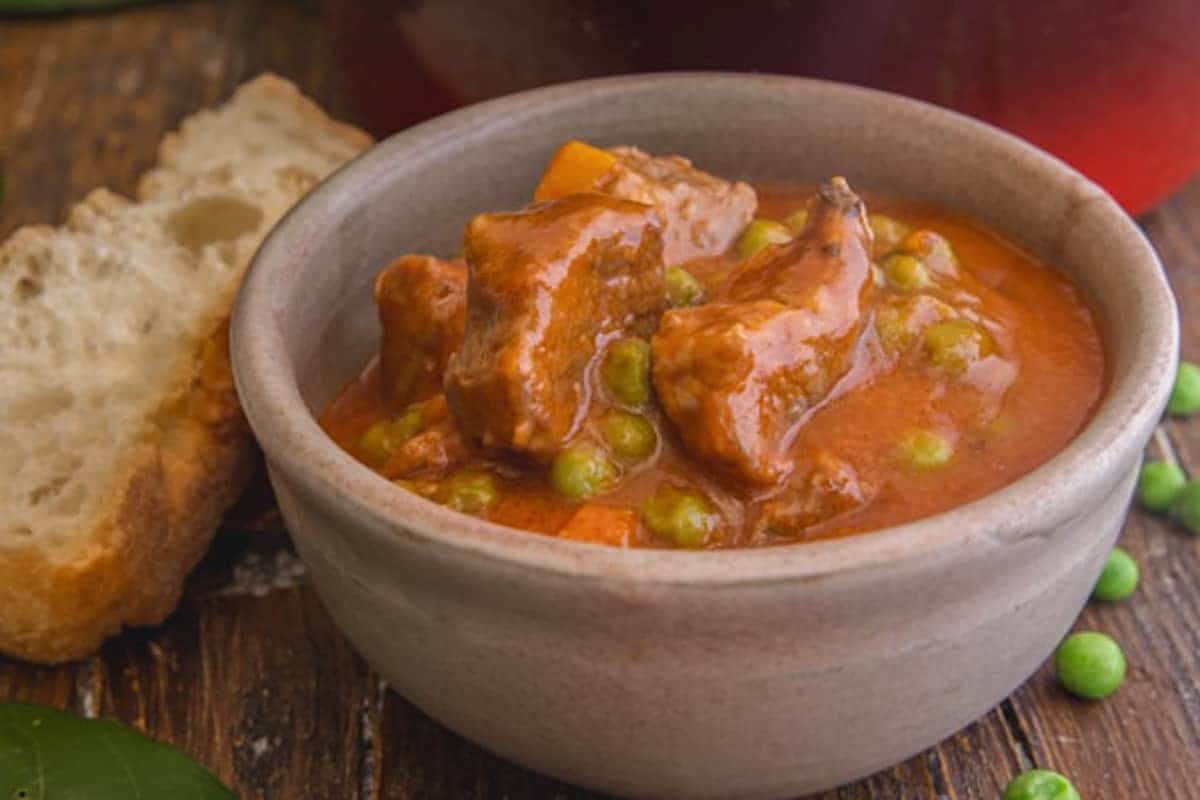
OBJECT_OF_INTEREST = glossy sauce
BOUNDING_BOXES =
[321,186,1105,547]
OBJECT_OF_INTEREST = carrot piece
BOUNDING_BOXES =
[533,140,618,202]
[558,503,639,547]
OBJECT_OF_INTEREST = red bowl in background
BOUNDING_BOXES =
[324,0,1200,214]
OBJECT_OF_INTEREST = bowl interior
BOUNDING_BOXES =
[234,74,1177,581]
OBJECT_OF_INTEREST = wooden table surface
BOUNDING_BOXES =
[2,2,1198,798]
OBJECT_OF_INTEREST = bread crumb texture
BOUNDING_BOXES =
[0,75,370,663]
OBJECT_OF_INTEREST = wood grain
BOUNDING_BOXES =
[0,3,1197,797]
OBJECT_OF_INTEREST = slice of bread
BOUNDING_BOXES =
[0,75,371,663]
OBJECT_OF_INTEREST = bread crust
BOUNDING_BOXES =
[0,74,369,664]
[0,318,256,663]
[138,74,373,201]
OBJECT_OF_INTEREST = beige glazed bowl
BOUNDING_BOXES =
[230,75,1178,799]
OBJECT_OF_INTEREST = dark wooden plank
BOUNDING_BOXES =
[0,658,77,712]
[929,713,1031,798]
[97,534,376,798]
[379,691,595,800]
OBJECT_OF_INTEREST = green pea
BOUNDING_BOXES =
[357,404,424,465]
[783,208,809,233]
[436,470,499,514]
[899,429,953,470]
[1002,769,1081,800]
[869,213,912,257]
[882,253,929,292]
[1172,477,1200,535]
[601,338,652,407]
[1167,360,1200,415]
[665,266,705,307]
[1137,460,1186,512]
[922,318,987,376]
[1054,631,1126,700]
[1092,547,1139,602]
[599,410,657,463]
[550,443,615,501]
[640,485,718,548]
[736,219,793,259]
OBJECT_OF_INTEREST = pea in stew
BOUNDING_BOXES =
[321,141,1105,549]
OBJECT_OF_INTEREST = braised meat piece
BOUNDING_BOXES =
[651,178,873,485]
[375,255,467,405]
[750,453,872,541]
[603,146,756,265]
[445,194,665,461]
[535,141,756,264]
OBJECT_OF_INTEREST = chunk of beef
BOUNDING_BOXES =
[375,255,467,405]
[601,146,757,265]
[445,194,665,461]
[534,141,756,265]
[651,178,873,485]
[750,453,872,541]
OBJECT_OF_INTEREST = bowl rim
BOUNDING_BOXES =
[231,72,1178,586]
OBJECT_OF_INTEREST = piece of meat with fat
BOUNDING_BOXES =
[535,141,757,265]
[375,255,467,405]
[445,193,666,461]
[651,177,874,485]
[601,147,756,265]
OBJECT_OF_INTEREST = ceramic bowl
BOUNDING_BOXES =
[230,74,1177,799]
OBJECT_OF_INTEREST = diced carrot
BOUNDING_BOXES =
[558,503,638,547]
[533,140,618,202]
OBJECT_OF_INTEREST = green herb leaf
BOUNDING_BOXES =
[0,703,236,799]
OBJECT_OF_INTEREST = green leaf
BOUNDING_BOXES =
[0,703,236,799]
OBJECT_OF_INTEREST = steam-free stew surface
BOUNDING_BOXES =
[321,145,1104,549]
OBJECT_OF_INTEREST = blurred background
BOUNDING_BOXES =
[3,0,1199,214]
[324,0,1200,215]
